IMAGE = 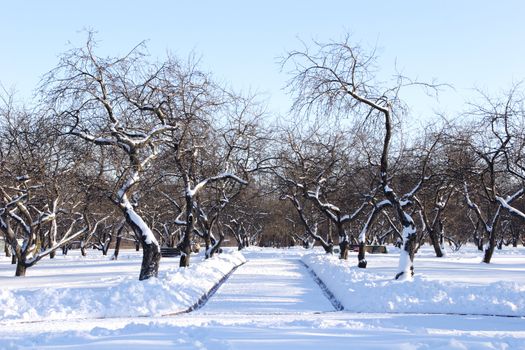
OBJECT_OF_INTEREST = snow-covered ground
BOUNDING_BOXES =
[0,250,246,321]
[303,246,525,317]
[0,245,524,349]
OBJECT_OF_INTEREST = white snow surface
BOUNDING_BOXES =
[1,246,525,349]
[197,254,334,314]
[303,247,525,316]
[0,250,245,322]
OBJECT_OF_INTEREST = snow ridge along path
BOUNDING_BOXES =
[197,254,336,314]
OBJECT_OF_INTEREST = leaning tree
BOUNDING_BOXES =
[40,35,182,280]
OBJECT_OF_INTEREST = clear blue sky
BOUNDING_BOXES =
[1,0,524,122]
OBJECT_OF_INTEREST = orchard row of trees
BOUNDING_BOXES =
[1,34,525,280]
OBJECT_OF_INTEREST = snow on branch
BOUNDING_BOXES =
[69,130,117,147]
[305,189,339,222]
[340,200,369,224]
[496,188,525,220]
[187,173,248,197]
[401,178,426,201]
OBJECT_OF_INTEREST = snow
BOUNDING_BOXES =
[396,223,417,280]
[497,195,525,220]
[302,246,525,317]
[1,246,525,349]
[0,250,245,322]
[197,254,334,314]
[123,200,159,246]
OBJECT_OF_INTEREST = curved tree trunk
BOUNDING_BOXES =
[122,203,161,280]
[320,239,333,254]
[207,232,224,258]
[204,234,212,256]
[112,235,122,260]
[81,242,87,257]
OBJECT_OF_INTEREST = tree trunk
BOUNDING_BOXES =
[102,234,113,256]
[139,239,161,280]
[477,237,483,251]
[11,253,16,265]
[339,240,349,259]
[337,223,348,259]
[4,242,11,258]
[207,233,224,259]
[179,195,194,267]
[112,234,122,260]
[395,219,417,280]
[204,234,211,255]
[320,239,333,254]
[357,242,367,268]
[15,261,27,277]
[179,244,191,267]
[122,206,161,280]
[429,220,444,258]
[483,229,497,263]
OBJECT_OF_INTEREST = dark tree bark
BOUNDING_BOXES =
[111,222,125,260]
[4,241,10,258]
[15,262,27,277]
[357,242,367,268]
[429,219,445,258]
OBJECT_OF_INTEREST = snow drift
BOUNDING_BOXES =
[302,252,525,317]
[0,251,245,322]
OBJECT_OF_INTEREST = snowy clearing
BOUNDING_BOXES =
[0,246,524,349]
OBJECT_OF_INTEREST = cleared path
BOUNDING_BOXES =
[198,257,335,314]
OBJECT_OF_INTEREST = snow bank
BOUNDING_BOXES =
[0,251,245,322]
[302,253,525,317]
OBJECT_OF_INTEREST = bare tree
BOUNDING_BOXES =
[40,35,181,280]
[283,35,441,279]
[459,85,525,263]
[0,93,102,276]
[275,124,375,260]
[158,88,266,266]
